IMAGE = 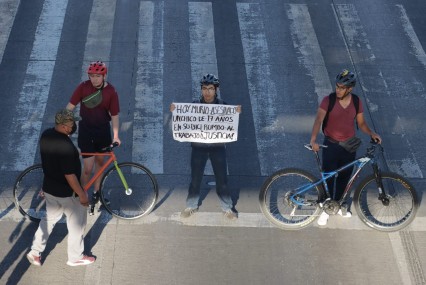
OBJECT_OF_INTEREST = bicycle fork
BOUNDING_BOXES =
[113,161,132,195]
[372,163,390,206]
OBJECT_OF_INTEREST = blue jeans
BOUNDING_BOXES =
[322,138,356,201]
[186,146,233,211]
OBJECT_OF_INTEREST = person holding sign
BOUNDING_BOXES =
[66,61,121,208]
[170,74,241,220]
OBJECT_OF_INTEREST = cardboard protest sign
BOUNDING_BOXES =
[172,103,239,143]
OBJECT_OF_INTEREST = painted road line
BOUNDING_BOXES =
[335,4,423,179]
[3,0,68,171]
[0,0,20,64]
[2,207,425,231]
[397,5,426,69]
[188,2,218,175]
[188,2,218,97]
[237,3,278,176]
[133,1,165,174]
[81,0,116,80]
[287,4,332,104]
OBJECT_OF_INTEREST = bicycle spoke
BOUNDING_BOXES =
[100,163,158,219]
[259,168,323,230]
[354,173,418,231]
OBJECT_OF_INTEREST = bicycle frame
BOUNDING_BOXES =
[290,144,380,207]
[81,147,131,195]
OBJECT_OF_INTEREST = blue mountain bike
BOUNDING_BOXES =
[259,141,419,231]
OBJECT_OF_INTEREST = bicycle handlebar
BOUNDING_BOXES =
[100,142,120,153]
[304,144,327,151]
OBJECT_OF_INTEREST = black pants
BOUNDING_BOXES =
[322,138,356,201]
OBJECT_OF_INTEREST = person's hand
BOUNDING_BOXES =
[371,133,382,144]
[310,141,320,152]
[79,192,89,207]
[170,103,175,112]
[113,137,121,146]
[236,105,242,113]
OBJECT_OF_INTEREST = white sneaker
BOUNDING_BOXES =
[337,209,352,218]
[317,211,329,226]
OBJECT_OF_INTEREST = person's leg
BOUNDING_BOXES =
[210,147,233,212]
[81,156,95,189]
[93,155,105,193]
[322,140,340,200]
[92,128,112,195]
[29,193,64,257]
[63,196,88,262]
[334,148,356,201]
[186,147,208,209]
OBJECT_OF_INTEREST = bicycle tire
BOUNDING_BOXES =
[353,172,419,232]
[13,164,45,222]
[259,168,324,230]
[100,162,158,219]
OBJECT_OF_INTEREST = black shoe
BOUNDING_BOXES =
[92,192,100,204]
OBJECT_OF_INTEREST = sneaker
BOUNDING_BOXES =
[337,209,352,218]
[66,255,96,267]
[317,211,329,226]
[26,253,42,266]
[180,208,198,218]
[224,210,238,220]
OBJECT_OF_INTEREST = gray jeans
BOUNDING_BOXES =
[29,192,87,262]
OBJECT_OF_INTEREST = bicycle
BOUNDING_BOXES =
[259,141,419,232]
[13,143,158,222]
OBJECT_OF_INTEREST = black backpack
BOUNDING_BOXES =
[322,92,360,132]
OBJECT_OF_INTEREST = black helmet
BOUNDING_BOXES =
[200,74,220,87]
[335,69,356,87]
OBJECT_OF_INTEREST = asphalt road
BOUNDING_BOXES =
[0,0,426,284]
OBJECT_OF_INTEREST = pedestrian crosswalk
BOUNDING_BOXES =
[0,1,424,179]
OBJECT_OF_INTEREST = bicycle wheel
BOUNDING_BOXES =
[354,172,419,232]
[13,164,45,222]
[100,162,158,219]
[259,168,324,230]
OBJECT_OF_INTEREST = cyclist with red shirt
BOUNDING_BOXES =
[310,69,382,226]
[66,61,121,206]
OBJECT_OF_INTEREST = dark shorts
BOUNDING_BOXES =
[78,123,112,158]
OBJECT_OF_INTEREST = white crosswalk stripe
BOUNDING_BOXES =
[2,0,68,171]
[0,0,20,64]
[133,1,165,174]
[237,3,279,176]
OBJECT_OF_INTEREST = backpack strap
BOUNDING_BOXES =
[321,93,336,132]
[322,93,360,133]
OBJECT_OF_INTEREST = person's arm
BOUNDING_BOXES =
[65,174,89,206]
[310,108,327,151]
[66,102,76,111]
[111,114,121,145]
[356,113,382,143]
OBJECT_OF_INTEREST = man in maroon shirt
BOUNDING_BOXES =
[310,69,382,226]
[66,61,121,207]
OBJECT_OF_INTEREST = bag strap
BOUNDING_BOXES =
[322,92,360,132]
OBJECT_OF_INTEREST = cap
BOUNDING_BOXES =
[55,109,81,124]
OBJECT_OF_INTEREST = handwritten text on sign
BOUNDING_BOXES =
[172,103,239,143]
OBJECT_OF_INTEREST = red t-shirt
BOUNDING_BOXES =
[320,95,363,142]
[70,80,120,128]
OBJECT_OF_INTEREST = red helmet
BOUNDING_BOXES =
[87,61,107,75]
